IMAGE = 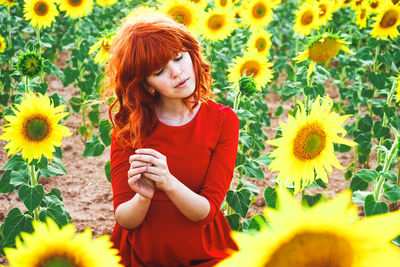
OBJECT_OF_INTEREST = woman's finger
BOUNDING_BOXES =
[130,160,151,169]
[135,148,166,160]
[130,154,161,166]
[128,166,148,177]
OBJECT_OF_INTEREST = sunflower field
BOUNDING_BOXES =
[1,0,400,265]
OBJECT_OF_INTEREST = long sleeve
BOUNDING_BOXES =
[197,107,239,225]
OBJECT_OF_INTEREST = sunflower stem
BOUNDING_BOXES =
[25,77,31,94]
[7,7,13,70]
[376,82,396,167]
[374,137,397,201]
[35,28,41,54]
[29,164,40,220]
[233,89,241,112]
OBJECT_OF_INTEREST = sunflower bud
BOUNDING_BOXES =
[239,75,257,97]
[16,50,44,79]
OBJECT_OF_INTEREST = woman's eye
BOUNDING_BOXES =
[174,54,183,61]
[154,68,164,76]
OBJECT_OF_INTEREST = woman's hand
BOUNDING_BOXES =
[130,148,175,192]
[128,158,155,199]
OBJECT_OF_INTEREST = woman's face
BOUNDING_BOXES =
[145,52,196,100]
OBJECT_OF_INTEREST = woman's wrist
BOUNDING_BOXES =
[136,193,152,203]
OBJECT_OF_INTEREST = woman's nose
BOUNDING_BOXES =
[169,62,182,78]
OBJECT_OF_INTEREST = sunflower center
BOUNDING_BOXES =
[219,0,227,7]
[392,0,399,5]
[264,232,353,267]
[344,0,351,3]
[370,1,378,9]
[169,7,191,26]
[319,4,327,17]
[101,40,111,51]
[34,1,49,16]
[208,14,225,31]
[20,54,42,77]
[252,3,267,18]
[255,38,267,51]
[360,8,366,19]
[379,9,398,28]
[240,60,260,78]
[355,0,363,6]
[41,257,75,267]
[67,0,83,7]
[293,122,326,160]
[309,38,341,63]
[24,116,51,142]
[301,11,314,25]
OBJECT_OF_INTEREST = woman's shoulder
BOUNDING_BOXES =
[203,99,237,119]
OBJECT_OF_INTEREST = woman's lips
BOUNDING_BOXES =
[176,78,189,88]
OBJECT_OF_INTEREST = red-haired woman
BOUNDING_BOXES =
[106,13,239,267]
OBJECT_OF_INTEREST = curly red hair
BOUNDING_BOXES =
[106,15,213,149]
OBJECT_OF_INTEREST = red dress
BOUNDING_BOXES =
[110,100,239,266]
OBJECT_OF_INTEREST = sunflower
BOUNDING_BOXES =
[23,0,59,29]
[370,1,400,40]
[316,0,334,26]
[228,51,274,91]
[1,0,17,7]
[246,28,272,57]
[293,1,321,36]
[0,34,6,53]
[215,0,233,9]
[89,35,114,65]
[267,96,356,193]
[293,33,353,78]
[125,5,163,23]
[96,0,117,7]
[351,0,366,10]
[0,92,72,163]
[239,0,275,29]
[356,3,370,28]
[368,0,382,13]
[58,0,93,19]
[218,189,400,267]
[158,0,203,34]
[4,218,123,267]
[16,50,44,79]
[331,0,345,11]
[200,7,237,41]
[188,0,207,9]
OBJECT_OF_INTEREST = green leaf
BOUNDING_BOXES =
[82,134,105,157]
[263,186,277,208]
[225,213,241,231]
[69,97,83,113]
[253,153,273,167]
[383,184,400,202]
[2,154,27,171]
[358,115,373,132]
[382,171,397,183]
[226,189,251,217]
[364,194,389,216]
[352,191,370,204]
[367,72,387,90]
[302,194,324,207]
[47,188,63,202]
[0,171,14,193]
[273,106,283,117]
[18,184,45,212]
[40,158,68,178]
[355,169,379,183]
[10,170,30,187]
[88,105,99,125]
[242,160,264,179]
[62,66,79,87]
[350,176,369,192]
[2,208,33,248]
[39,195,70,227]
[105,160,111,182]
[99,119,113,147]
[247,214,268,231]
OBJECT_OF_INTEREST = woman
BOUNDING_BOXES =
[106,12,239,267]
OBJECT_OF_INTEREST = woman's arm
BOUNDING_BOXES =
[115,193,152,229]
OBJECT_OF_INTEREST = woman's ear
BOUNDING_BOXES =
[143,81,157,95]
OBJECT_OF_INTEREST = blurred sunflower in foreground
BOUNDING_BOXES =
[4,218,123,267]
[267,95,356,194]
[1,0,17,7]
[218,189,400,267]
[0,92,72,163]
[293,32,353,79]
[23,0,59,29]
[201,7,237,41]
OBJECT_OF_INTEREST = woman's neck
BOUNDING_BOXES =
[155,98,201,126]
